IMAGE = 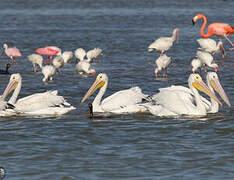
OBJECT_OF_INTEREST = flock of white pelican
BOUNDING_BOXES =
[0,13,233,118]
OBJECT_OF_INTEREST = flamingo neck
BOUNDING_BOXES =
[199,15,212,38]
[9,81,21,105]
[93,80,108,112]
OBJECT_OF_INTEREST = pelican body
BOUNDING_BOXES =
[145,74,222,117]
[2,73,75,115]
[81,73,149,114]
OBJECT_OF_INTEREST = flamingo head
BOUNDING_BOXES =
[192,14,204,25]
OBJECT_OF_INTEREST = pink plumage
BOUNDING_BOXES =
[2,44,22,63]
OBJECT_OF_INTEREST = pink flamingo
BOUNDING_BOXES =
[192,14,234,50]
[1,44,22,63]
[35,47,59,64]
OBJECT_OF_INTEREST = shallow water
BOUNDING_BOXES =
[0,0,234,179]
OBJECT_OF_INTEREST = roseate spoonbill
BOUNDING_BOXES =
[62,51,73,64]
[148,28,179,55]
[35,46,60,64]
[154,54,171,78]
[28,54,43,72]
[76,60,96,76]
[191,58,202,73]
[0,63,11,75]
[197,38,225,57]
[41,65,56,82]
[81,73,150,114]
[2,73,75,115]
[1,44,22,63]
[196,50,218,72]
[192,14,234,50]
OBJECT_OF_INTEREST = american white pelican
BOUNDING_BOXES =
[148,28,179,55]
[191,58,202,73]
[154,54,171,78]
[2,73,76,115]
[28,54,43,72]
[1,44,22,64]
[144,74,222,117]
[52,53,64,73]
[0,99,17,117]
[196,50,218,72]
[86,48,103,62]
[81,73,149,114]
[205,72,230,113]
[76,60,96,76]
[197,38,225,57]
[62,51,73,64]
[42,65,56,82]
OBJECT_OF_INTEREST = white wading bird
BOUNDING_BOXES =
[52,52,64,73]
[196,50,218,72]
[197,38,225,57]
[148,28,179,55]
[191,58,202,73]
[62,51,73,64]
[1,73,76,115]
[154,54,171,78]
[75,48,96,76]
[86,48,103,63]
[28,54,43,72]
[81,73,150,114]
[42,65,56,82]
[144,74,222,117]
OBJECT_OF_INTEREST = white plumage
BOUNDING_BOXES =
[196,50,218,72]
[2,73,76,115]
[74,48,86,61]
[197,38,224,55]
[144,74,222,117]
[154,54,171,78]
[76,60,96,76]
[62,51,73,63]
[42,65,56,82]
[81,73,149,114]
[148,28,179,55]
[28,54,43,72]
[86,48,103,62]
[53,54,64,73]
[191,58,202,73]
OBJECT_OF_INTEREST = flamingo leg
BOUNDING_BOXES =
[224,36,234,49]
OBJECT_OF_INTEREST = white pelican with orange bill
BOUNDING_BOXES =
[81,73,149,114]
[1,73,76,115]
[144,74,224,117]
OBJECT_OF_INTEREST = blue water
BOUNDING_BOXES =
[0,0,234,179]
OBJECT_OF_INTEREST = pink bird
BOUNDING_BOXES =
[1,44,22,63]
[192,14,234,50]
[35,46,60,64]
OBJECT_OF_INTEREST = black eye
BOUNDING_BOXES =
[213,76,215,78]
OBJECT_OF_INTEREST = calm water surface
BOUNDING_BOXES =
[0,0,234,179]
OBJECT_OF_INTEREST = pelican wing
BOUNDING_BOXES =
[101,86,148,112]
[15,90,71,112]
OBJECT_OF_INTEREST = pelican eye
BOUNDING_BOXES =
[196,76,199,80]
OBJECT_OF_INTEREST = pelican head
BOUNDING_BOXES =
[188,74,222,106]
[206,72,231,107]
[81,73,108,103]
[2,73,21,100]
